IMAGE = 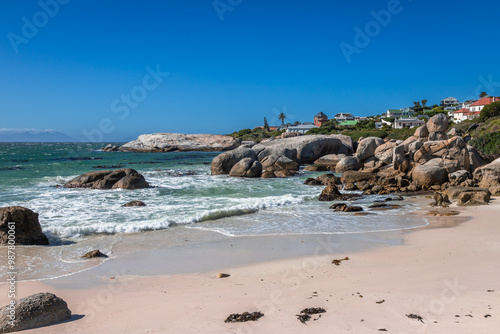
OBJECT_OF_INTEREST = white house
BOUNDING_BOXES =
[286,124,318,134]
[386,109,413,118]
[462,100,477,110]
[440,97,460,107]
[334,113,354,122]
[394,118,425,129]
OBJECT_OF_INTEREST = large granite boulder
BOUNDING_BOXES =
[444,186,490,200]
[414,124,429,139]
[413,137,470,172]
[0,207,49,245]
[335,156,362,173]
[393,144,408,172]
[328,134,354,155]
[428,132,447,141]
[457,190,491,206]
[120,133,239,152]
[473,157,500,190]
[261,155,299,172]
[408,140,424,160]
[211,147,257,175]
[427,113,448,133]
[252,135,349,164]
[425,157,460,173]
[0,293,71,333]
[313,154,346,169]
[341,171,378,184]
[467,145,488,171]
[355,137,385,162]
[411,163,448,187]
[229,158,263,177]
[374,141,398,165]
[448,170,469,185]
[64,169,150,190]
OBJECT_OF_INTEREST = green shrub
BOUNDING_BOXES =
[479,101,500,122]
[386,127,415,140]
[469,131,500,156]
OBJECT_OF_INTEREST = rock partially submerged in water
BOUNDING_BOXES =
[0,206,49,245]
[81,249,108,258]
[119,133,239,152]
[122,200,147,207]
[318,182,361,201]
[0,293,71,333]
[64,168,150,190]
[329,203,363,212]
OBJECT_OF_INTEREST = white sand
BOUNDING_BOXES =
[2,200,500,333]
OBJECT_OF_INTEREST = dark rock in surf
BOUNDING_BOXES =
[0,206,49,245]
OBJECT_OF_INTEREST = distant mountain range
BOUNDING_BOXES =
[0,129,75,142]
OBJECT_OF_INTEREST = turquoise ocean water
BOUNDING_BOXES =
[0,142,427,242]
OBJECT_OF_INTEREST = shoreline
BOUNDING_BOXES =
[2,198,499,332]
[1,195,429,284]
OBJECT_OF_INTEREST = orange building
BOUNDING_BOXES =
[314,112,328,127]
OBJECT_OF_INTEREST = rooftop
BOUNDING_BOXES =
[338,120,358,126]
[315,112,327,118]
[470,96,498,106]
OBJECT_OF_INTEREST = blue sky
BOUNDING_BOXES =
[1,0,499,141]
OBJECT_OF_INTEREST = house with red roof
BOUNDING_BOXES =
[453,96,499,123]
[469,96,498,113]
[453,108,470,123]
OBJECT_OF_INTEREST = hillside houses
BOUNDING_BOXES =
[453,96,498,123]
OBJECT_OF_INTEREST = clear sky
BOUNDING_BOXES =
[1,0,499,141]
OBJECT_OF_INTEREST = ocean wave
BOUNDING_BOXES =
[37,193,316,238]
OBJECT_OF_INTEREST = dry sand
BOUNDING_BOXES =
[2,199,500,333]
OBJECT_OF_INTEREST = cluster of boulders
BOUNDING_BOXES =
[210,113,499,205]
[211,135,353,178]
[299,114,499,206]
[329,114,499,199]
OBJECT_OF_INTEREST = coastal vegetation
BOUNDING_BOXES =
[229,127,286,142]
[306,119,416,141]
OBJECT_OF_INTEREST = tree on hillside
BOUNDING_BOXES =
[413,101,422,107]
[480,91,488,98]
[263,117,269,131]
[478,101,500,122]
[421,99,428,108]
[278,112,286,125]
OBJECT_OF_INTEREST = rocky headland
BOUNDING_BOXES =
[103,133,240,152]
[210,114,500,205]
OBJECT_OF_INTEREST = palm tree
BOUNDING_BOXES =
[421,99,428,108]
[278,112,286,125]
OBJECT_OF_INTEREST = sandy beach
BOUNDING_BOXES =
[1,198,498,333]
